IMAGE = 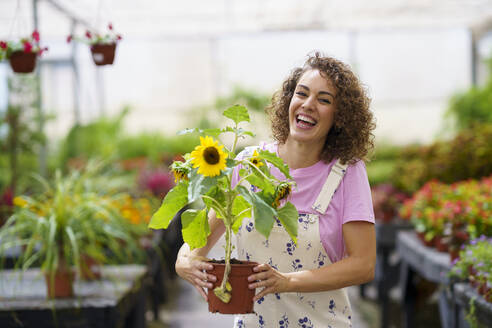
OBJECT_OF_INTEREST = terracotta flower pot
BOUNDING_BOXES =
[9,51,37,73]
[79,254,101,280]
[44,262,75,298]
[207,261,258,314]
[90,43,116,66]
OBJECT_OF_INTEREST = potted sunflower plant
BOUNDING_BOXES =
[149,105,299,314]
[0,165,145,298]
[0,30,48,73]
[67,23,122,66]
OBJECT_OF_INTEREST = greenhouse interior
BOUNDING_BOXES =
[1,0,492,327]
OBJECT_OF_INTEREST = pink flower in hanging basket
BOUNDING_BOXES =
[70,23,122,46]
[0,30,47,57]
[23,41,33,53]
[32,30,40,42]
[38,47,49,56]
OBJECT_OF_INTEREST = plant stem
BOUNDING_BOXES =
[219,179,234,296]
[231,122,239,154]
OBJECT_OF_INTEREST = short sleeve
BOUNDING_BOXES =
[341,160,375,224]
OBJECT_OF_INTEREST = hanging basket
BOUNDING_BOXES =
[9,51,37,73]
[207,260,258,314]
[90,43,116,66]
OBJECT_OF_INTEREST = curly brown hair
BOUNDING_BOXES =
[266,52,375,164]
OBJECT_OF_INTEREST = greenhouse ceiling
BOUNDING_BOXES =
[1,0,492,40]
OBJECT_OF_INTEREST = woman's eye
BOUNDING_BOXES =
[296,91,307,97]
[320,99,331,104]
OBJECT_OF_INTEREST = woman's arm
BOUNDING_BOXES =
[248,221,375,300]
[175,209,226,300]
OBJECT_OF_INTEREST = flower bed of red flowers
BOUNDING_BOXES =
[400,176,492,259]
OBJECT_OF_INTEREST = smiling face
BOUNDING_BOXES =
[287,69,337,148]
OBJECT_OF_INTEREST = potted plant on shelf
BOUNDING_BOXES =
[148,105,298,314]
[0,30,48,73]
[0,165,145,298]
[67,23,122,66]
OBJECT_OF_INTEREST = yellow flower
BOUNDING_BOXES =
[273,182,292,208]
[250,150,264,168]
[172,168,189,183]
[171,160,191,183]
[13,196,28,208]
[190,136,228,177]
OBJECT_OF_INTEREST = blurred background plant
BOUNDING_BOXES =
[0,162,149,298]
[399,176,492,254]
[450,236,492,304]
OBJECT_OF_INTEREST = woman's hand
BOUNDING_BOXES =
[175,254,217,301]
[248,263,291,301]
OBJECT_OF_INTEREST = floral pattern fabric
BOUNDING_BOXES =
[234,211,353,327]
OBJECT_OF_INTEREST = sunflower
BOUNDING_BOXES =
[171,161,191,183]
[190,136,228,177]
[249,150,264,168]
[273,182,292,208]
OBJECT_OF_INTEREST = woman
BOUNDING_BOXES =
[176,52,376,327]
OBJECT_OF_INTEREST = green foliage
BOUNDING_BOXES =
[148,181,189,230]
[446,59,492,131]
[366,143,401,186]
[181,209,209,249]
[0,165,145,275]
[148,105,298,302]
[215,86,270,113]
[392,124,492,193]
[57,108,127,167]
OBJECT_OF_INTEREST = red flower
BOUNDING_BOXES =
[23,41,33,53]
[39,47,48,56]
[32,29,40,42]
[0,41,6,50]
[85,30,92,39]
[108,22,113,30]
[66,35,72,43]
[117,34,122,41]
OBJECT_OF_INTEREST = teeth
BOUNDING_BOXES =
[297,114,316,124]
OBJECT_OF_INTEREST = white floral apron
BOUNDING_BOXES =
[233,159,352,327]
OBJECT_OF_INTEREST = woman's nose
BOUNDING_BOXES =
[301,95,316,110]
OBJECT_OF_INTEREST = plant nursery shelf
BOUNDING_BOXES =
[0,265,147,328]
[397,230,454,328]
[454,283,492,328]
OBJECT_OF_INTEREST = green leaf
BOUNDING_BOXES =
[223,105,250,124]
[276,202,299,244]
[188,169,218,203]
[177,127,222,137]
[259,150,292,179]
[222,126,255,138]
[148,181,189,229]
[203,186,226,211]
[231,196,251,234]
[237,186,276,239]
[181,209,210,250]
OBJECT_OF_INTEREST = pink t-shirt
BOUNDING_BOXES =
[234,142,374,263]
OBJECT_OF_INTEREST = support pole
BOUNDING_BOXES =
[32,0,46,175]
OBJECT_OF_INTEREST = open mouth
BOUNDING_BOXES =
[296,114,317,127]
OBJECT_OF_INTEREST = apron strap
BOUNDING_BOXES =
[311,159,348,214]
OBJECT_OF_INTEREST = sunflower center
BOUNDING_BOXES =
[203,147,220,165]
